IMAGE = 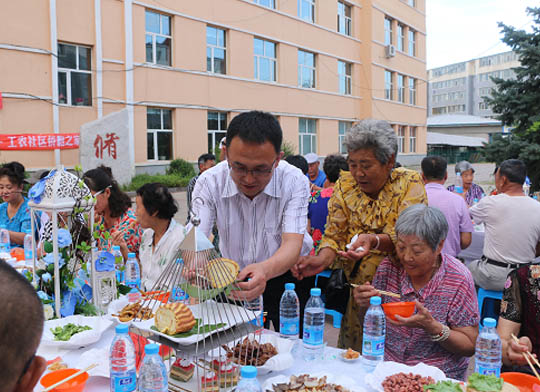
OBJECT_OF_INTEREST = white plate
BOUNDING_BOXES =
[365,361,447,392]
[263,371,364,392]
[42,315,113,349]
[339,351,361,363]
[107,296,135,325]
[132,300,259,345]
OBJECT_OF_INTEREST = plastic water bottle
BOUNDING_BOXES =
[454,172,464,194]
[124,252,140,289]
[362,296,386,369]
[280,283,300,340]
[475,317,502,377]
[23,229,33,261]
[138,344,168,392]
[109,324,137,392]
[112,245,124,284]
[245,294,264,330]
[169,259,189,304]
[0,225,10,254]
[472,198,484,232]
[236,366,262,392]
[303,288,325,360]
[523,176,531,196]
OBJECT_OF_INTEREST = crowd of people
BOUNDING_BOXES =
[3,110,540,389]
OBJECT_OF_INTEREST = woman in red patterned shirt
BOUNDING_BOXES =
[84,166,142,261]
[353,204,479,380]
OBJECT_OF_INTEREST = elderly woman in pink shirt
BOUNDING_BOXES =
[353,204,479,380]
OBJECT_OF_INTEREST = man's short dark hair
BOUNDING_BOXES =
[421,156,447,181]
[225,111,282,154]
[136,182,178,220]
[0,261,44,390]
[323,154,349,183]
[285,155,308,175]
[197,153,215,167]
[499,159,526,185]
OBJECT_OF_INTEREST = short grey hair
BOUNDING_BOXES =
[344,119,398,164]
[455,160,474,174]
[395,204,449,251]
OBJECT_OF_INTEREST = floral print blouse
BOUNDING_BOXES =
[95,208,142,256]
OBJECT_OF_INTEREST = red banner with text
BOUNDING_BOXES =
[0,133,80,150]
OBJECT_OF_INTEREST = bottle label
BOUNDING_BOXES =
[455,186,463,194]
[111,372,136,392]
[476,365,500,377]
[362,334,385,356]
[126,279,140,289]
[171,287,188,302]
[303,326,323,346]
[280,318,299,336]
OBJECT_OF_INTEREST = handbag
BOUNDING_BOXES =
[324,258,361,315]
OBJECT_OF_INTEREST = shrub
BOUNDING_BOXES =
[167,158,195,177]
[123,173,191,191]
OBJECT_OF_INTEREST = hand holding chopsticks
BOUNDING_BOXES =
[348,283,401,299]
[510,333,540,381]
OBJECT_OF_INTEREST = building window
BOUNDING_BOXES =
[337,1,352,36]
[339,121,352,154]
[479,102,489,110]
[254,0,275,8]
[397,126,405,153]
[207,26,226,74]
[384,17,393,45]
[409,77,416,105]
[254,38,276,82]
[397,74,405,103]
[298,50,316,88]
[408,29,416,56]
[409,127,416,153]
[145,10,171,66]
[207,111,227,154]
[58,43,92,106]
[408,0,416,7]
[338,60,352,95]
[147,108,173,161]
[298,0,315,22]
[397,24,405,51]
[299,118,317,155]
[384,70,393,100]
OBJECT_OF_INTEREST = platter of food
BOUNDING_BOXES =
[424,374,522,392]
[42,315,113,349]
[132,300,259,345]
[263,372,362,392]
[107,296,154,324]
[340,348,361,363]
[365,361,447,392]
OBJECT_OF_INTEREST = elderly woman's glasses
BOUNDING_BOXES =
[93,185,112,197]
[228,159,277,178]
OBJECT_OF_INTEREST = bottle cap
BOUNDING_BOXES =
[24,229,32,234]
[285,283,295,290]
[240,365,257,378]
[370,296,382,305]
[144,343,159,355]
[115,324,129,334]
[483,317,496,328]
[175,258,184,265]
[112,245,120,251]
[310,288,321,296]
[127,252,136,259]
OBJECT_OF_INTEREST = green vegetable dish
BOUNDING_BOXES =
[424,380,463,392]
[51,323,92,341]
[466,373,503,392]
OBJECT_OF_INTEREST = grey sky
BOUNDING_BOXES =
[426,0,537,69]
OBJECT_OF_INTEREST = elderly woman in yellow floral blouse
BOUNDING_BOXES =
[294,119,427,350]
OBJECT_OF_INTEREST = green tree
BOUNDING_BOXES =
[483,7,540,190]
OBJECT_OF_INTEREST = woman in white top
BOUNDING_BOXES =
[136,183,185,291]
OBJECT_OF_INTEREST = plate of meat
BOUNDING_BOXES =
[365,361,447,392]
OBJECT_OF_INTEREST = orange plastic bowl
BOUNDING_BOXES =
[382,301,415,321]
[10,247,25,261]
[40,368,89,392]
[501,372,540,392]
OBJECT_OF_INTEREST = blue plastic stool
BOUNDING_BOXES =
[315,269,343,329]
[477,288,503,326]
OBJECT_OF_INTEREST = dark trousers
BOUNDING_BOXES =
[263,270,315,336]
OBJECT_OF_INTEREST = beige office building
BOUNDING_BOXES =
[0,0,427,173]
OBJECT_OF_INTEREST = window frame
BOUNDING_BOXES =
[409,77,416,105]
[145,10,172,66]
[298,49,316,89]
[384,17,393,45]
[338,121,352,154]
[409,127,416,153]
[397,24,405,52]
[57,42,92,107]
[397,74,405,103]
[254,38,277,82]
[298,118,317,155]
[338,60,352,95]
[147,107,173,161]
[254,0,275,8]
[408,29,416,57]
[207,111,228,154]
[397,125,405,153]
[384,70,393,100]
[298,0,315,22]
[206,26,226,74]
[337,1,352,36]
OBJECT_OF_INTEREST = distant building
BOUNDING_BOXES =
[427,114,503,143]
[427,51,520,119]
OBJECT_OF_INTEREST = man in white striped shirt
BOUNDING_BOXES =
[192,111,313,330]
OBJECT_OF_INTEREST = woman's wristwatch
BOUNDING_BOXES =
[430,324,450,342]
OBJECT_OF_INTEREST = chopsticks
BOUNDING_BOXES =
[511,333,540,381]
[43,363,98,392]
[347,283,401,299]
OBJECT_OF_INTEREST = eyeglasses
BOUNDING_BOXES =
[18,354,35,382]
[93,185,111,197]
[229,159,277,178]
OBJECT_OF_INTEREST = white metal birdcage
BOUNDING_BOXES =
[28,167,96,318]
